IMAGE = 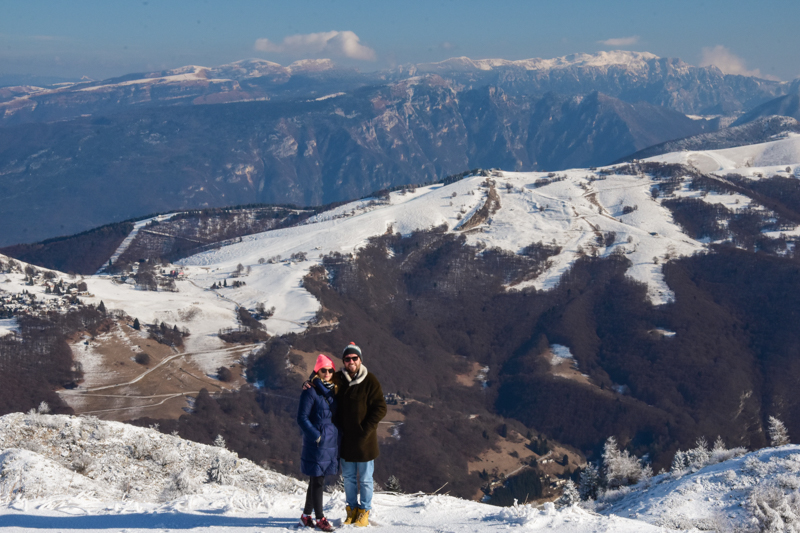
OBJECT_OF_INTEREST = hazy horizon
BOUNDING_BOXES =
[1,0,797,82]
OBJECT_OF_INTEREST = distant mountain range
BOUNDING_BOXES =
[0,51,797,247]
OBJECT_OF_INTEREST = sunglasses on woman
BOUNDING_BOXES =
[318,368,334,374]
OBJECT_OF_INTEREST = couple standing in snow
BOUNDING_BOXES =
[297,342,387,530]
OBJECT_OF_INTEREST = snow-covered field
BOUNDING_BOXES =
[8,412,796,533]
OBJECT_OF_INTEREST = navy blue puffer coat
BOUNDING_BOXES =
[297,378,339,477]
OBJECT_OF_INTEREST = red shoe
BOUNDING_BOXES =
[316,517,335,531]
[300,514,316,528]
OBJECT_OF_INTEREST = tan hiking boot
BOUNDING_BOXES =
[343,505,357,525]
[354,508,370,527]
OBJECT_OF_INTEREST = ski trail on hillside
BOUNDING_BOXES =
[96,214,180,275]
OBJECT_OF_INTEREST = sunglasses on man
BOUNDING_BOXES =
[343,356,360,362]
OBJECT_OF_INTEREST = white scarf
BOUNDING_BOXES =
[343,364,368,386]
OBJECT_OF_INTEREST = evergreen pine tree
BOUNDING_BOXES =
[768,416,790,446]
[385,475,402,493]
[578,463,600,501]
[133,318,140,330]
[556,480,579,508]
[671,450,687,474]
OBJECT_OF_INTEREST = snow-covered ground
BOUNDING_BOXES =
[649,132,800,175]
[0,317,18,337]
[0,413,719,532]
[3,412,798,532]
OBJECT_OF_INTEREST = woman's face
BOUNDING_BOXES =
[318,366,334,382]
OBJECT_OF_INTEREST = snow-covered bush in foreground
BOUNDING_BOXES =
[748,484,800,532]
[0,412,303,504]
[596,446,800,533]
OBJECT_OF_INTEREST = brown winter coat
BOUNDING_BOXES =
[334,365,387,462]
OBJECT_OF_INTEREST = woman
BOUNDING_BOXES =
[297,354,339,531]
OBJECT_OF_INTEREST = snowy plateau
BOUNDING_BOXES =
[3,136,800,531]
[1,411,799,533]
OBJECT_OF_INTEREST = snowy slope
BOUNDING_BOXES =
[649,132,800,174]
[596,445,800,531]
[3,412,799,532]
[0,413,672,532]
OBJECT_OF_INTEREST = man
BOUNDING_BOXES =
[335,342,387,527]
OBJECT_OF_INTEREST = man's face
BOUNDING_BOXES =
[343,353,361,375]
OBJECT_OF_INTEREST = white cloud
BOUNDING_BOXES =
[254,31,376,61]
[598,36,640,47]
[699,45,777,80]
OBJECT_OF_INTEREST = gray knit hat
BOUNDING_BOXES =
[342,342,362,360]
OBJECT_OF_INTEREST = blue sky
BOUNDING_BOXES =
[1,0,798,81]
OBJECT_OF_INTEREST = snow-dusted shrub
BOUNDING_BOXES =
[493,500,544,526]
[710,436,748,465]
[596,484,635,504]
[776,474,800,491]
[160,468,200,502]
[602,437,644,489]
[213,434,226,448]
[24,409,44,428]
[130,432,153,460]
[18,439,44,455]
[769,417,791,447]
[655,514,736,532]
[90,422,110,441]
[158,449,182,470]
[207,453,238,484]
[744,456,774,478]
[70,453,93,475]
[747,484,800,532]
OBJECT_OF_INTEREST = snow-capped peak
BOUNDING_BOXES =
[415,50,662,74]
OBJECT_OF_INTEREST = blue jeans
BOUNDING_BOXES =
[340,459,374,511]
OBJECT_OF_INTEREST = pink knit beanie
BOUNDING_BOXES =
[313,354,336,373]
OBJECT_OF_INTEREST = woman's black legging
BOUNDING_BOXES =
[303,475,325,518]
